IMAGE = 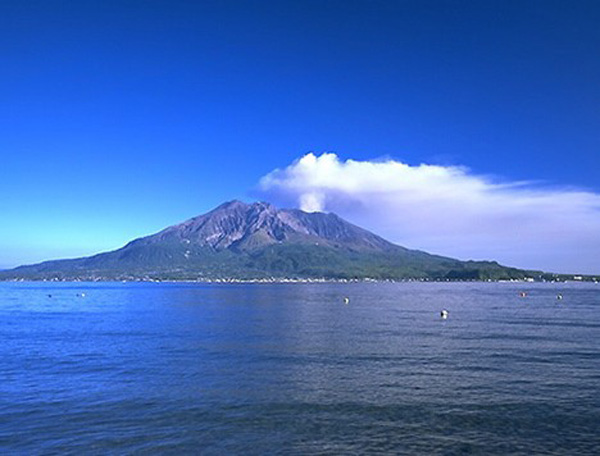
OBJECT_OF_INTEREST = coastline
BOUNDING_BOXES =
[2,276,598,284]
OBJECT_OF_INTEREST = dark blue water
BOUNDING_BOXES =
[0,282,599,454]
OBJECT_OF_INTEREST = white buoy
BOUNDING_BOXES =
[556,294,563,300]
[440,309,449,319]
[343,297,350,304]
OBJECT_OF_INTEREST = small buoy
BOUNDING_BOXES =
[77,292,86,298]
[519,292,527,298]
[47,294,52,298]
[440,309,449,319]
[557,294,563,300]
[343,297,350,304]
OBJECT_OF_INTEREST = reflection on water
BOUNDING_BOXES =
[0,282,599,454]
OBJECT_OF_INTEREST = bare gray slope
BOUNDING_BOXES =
[134,200,397,252]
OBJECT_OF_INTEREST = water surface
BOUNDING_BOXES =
[0,282,598,454]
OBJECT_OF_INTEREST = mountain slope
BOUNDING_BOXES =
[136,200,397,252]
[0,201,534,281]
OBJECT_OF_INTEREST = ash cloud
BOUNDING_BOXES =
[259,153,600,274]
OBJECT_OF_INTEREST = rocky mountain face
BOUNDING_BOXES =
[133,200,396,252]
[0,201,534,281]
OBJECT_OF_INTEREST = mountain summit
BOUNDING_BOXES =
[133,200,395,252]
[1,201,532,281]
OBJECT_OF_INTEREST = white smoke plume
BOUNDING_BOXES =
[259,153,600,274]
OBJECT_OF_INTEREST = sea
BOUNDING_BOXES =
[0,281,598,455]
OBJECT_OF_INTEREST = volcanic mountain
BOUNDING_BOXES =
[0,200,532,281]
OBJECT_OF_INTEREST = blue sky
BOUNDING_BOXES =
[1,0,599,273]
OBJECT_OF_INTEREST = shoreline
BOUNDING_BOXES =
[2,277,598,284]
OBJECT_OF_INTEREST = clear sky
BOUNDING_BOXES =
[1,0,599,273]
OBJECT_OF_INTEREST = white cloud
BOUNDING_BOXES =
[259,153,600,274]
